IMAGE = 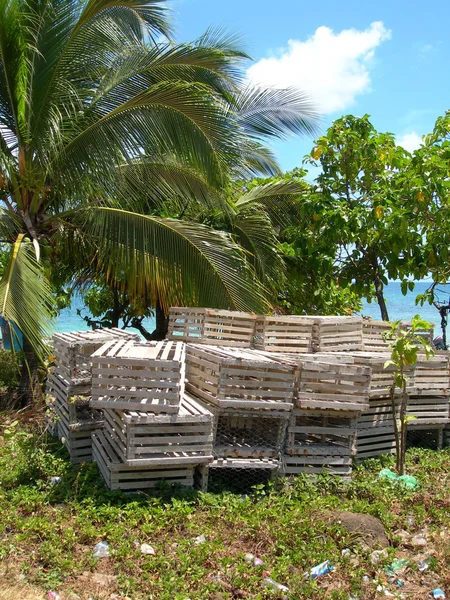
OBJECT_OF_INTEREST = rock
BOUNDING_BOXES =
[411,534,427,547]
[321,510,389,548]
[393,529,410,544]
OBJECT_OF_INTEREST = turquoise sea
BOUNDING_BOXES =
[55,281,449,338]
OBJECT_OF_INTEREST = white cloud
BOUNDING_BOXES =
[247,21,391,114]
[396,131,423,153]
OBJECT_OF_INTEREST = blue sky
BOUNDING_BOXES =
[170,0,450,173]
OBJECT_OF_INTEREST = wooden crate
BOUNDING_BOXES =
[275,357,370,412]
[281,454,352,479]
[349,352,415,399]
[47,372,102,431]
[91,340,185,413]
[407,396,450,425]
[312,316,363,353]
[185,345,296,411]
[168,307,256,347]
[362,320,392,352]
[355,425,396,460]
[102,394,214,466]
[414,355,450,396]
[286,409,357,458]
[253,315,315,353]
[92,431,196,492]
[53,328,139,384]
[210,406,289,459]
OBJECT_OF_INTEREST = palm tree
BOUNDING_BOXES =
[0,0,319,403]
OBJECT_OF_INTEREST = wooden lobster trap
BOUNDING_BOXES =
[253,315,315,353]
[102,394,214,466]
[198,457,280,493]
[52,328,139,384]
[413,355,450,396]
[312,316,363,353]
[46,372,102,431]
[349,352,415,399]
[168,307,256,347]
[274,355,371,412]
[91,340,185,413]
[407,395,450,426]
[92,431,197,492]
[185,345,296,411]
[285,408,357,457]
[210,406,289,459]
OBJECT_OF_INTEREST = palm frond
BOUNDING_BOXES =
[71,207,270,313]
[232,141,281,178]
[235,179,307,227]
[50,80,238,192]
[233,86,321,140]
[0,234,54,360]
[232,208,286,290]
[114,156,231,214]
[30,0,173,142]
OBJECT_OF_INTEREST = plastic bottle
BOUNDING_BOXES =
[92,541,110,558]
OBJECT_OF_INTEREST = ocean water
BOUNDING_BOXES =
[55,281,448,338]
[360,281,448,337]
[56,294,156,337]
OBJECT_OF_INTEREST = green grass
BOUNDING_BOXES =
[1,418,450,599]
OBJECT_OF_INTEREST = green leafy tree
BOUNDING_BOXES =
[383,316,434,475]
[232,169,363,315]
[410,111,450,344]
[305,115,421,320]
[0,0,318,403]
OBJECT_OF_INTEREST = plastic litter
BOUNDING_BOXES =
[264,577,289,592]
[140,543,155,555]
[376,585,395,597]
[92,541,110,558]
[341,548,351,557]
[385,558,409,575]
[378,468,419,490]
[417,558,431,572]
[244,553,263,566]
[305,560,334,579]
[433,590,446,599]
[370,549,388,565]
[194,534,206,545]
[48,593,61,600]
[49,477,61,486]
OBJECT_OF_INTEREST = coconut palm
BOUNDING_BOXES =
[0,0,318,402]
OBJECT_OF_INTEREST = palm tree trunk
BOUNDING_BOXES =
[18,337,43,407]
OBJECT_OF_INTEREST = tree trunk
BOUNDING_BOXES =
[149,302,169,340]
[390,384,401,474]
[371,254,389,321]
[18,337,43,407]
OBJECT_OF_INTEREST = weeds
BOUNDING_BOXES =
[1,418,449,599]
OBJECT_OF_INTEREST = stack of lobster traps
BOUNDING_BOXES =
[46,328,139,463]
[45,309,449,493]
